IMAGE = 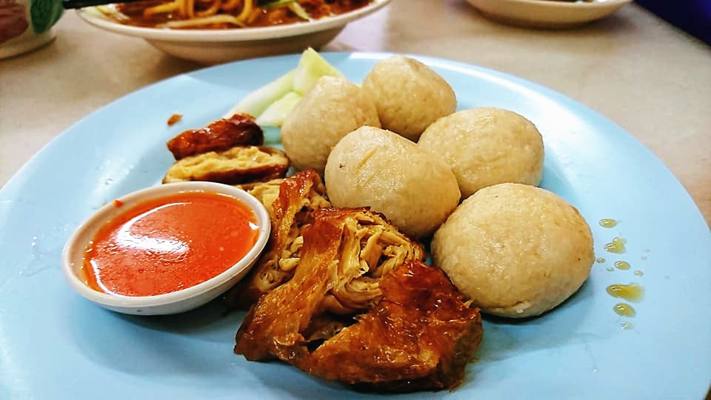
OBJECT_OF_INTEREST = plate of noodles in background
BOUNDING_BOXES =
[77,0,390,63]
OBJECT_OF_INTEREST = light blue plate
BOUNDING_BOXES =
[1,53,709,399]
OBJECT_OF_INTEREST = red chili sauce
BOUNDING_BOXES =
[83,191,258,296]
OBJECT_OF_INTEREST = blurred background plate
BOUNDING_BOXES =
[466,0,633,29]
[0,52,709,399]
[76,0,390,64]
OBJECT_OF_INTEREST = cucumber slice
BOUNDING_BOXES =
[225,48,343,126]
[256,91,303,127]
[292,48,343,95]
[224,69,295,118]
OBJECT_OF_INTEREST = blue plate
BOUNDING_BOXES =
[1,53,709,399]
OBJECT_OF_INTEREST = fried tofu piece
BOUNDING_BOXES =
[225,170,331,308]
[305,261,482,392]
[236,178,284,217]
[234,208,481,391]
[163,146,289,185]
[317,208,424,315]
[236,213,344,362]
[236,262,482,391]
[167,113,263,160]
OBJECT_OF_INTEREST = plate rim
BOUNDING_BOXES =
[468,0,633,10]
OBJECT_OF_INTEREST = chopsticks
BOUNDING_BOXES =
[63,0,139,9]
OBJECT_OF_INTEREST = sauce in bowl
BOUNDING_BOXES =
[83,191,259,297]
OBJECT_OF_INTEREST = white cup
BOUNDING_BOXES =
[0,0,63,59]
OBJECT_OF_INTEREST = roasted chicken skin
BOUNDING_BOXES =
[166,113,263,160]
[234,208,480,392]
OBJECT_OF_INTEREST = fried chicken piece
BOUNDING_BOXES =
[167,113,263,160]
[234,209,479,392]
[225,170,331,308]
[163,146,289,185]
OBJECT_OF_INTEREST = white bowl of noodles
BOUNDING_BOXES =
[76,0,390,64]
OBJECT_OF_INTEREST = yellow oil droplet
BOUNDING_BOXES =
[634,270,644,277]
[599,218,618,228]
[614,260,631,270]
[605,237,626,254]
[607,283,644,302]
[620,321,634,330]
[596,257,606,264]
[613,303,636,317]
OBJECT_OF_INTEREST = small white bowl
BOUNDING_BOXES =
[467,0,632,29]
[62,182,270,315]
[76,0,391,64]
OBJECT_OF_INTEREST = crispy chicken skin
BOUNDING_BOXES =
[167,113,263,160]
[234,209,480,391]
[163,146,289,185]
[225,170,331,308]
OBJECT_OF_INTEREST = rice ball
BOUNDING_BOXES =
[282,76,380,172]
[432,183,593,318]
[325,126,460,238]
[418,108,544,198]
[363,56,456,141]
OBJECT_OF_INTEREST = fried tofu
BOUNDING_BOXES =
[234,208,481,391]
[163,146,289,185]
[225,170,331,308]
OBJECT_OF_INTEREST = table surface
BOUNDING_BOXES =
[1,0,710,224]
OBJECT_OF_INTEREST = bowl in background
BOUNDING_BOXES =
[0,0,63,59]
[467,0,633,29]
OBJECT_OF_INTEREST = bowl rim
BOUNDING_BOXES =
[76,0,391,42]
[468,0,632,10]
[61,181,271,310]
